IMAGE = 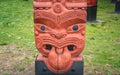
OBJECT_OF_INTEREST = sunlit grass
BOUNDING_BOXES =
[84,0,120,74]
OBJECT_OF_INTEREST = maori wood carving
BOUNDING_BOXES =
[34,0,87,74]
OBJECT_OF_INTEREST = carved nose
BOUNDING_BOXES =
[50,33,67,39]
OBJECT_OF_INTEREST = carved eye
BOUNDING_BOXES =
[45,44,52,50]
[67,45,74,51]
[40,25,46,31]
[67,24,80,33]
[72,25,78,31]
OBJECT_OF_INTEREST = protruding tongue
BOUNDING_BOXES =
[57,51,71,70]
[48,47,72,71]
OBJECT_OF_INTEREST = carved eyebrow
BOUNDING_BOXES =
[34,17,85,29]
[59,10,86,25]
[34,18,57,28]
[34,10,58,28]
[60,18,85,28]
[34,10,86,28]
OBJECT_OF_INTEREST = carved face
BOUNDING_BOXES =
[34,0,86,74]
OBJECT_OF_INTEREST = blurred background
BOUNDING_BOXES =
[0,0,120,75]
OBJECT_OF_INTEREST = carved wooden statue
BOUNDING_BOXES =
[115,0,120,13]
[87,0,97,22]
[33,0,87,75]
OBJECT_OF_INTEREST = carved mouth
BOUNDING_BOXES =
[42,37,80,51]
[36,36,84,73]
[41,43,76,73]
[46,45,73,74]
[41,43,77,73]
[36,36,84,56]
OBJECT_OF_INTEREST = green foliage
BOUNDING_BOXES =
[2,72,10,75]
[84,0,120,74]
[0,0,35,50]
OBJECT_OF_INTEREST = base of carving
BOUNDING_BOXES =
[115,1,120,13]
[87,5,97,22]
[111,0,117,4]
[35,56,84,75]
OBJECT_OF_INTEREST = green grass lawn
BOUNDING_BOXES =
[0,0,120,75]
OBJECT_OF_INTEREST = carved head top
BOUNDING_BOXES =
[34,0,87,74]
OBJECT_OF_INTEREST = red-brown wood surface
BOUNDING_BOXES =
[34,0,87,74]
[87,0,97,6]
